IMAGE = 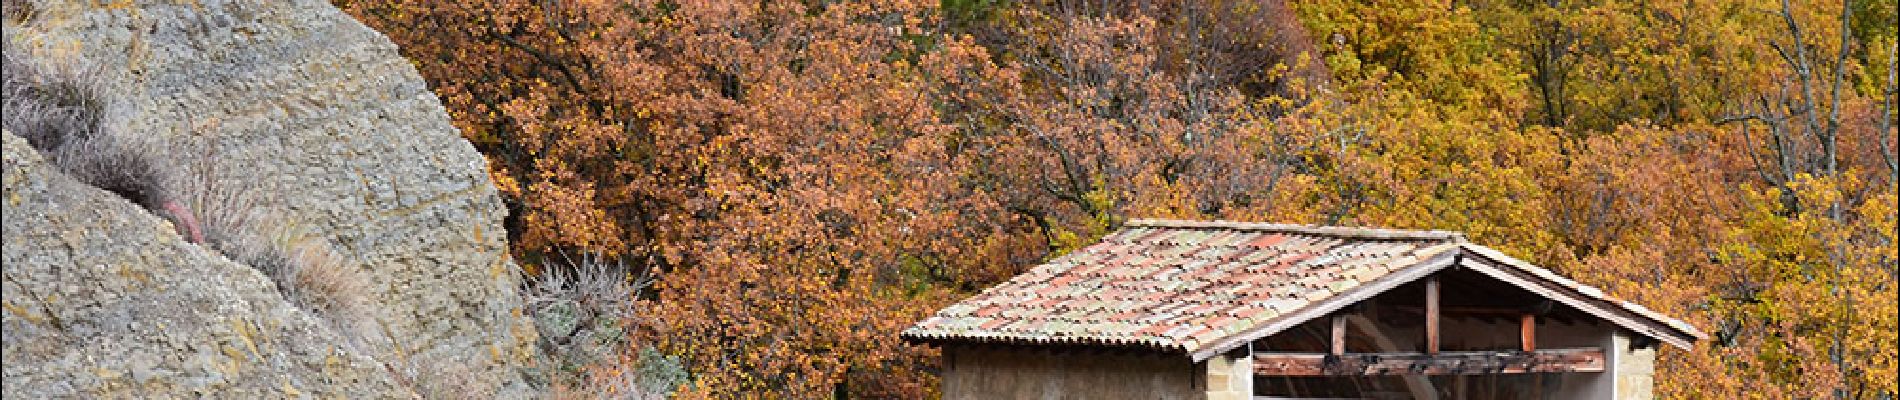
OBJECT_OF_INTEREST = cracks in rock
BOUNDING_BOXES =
[3,273,68,333]
[4,40,382,363]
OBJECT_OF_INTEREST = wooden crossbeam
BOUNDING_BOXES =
[1392,305,1551,317]
[1253,347,1606,376]
[1344,315,1438,400]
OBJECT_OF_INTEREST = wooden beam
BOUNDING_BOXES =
[1392,305,1554,317]
[1253,347,1607,376]
[1345,315,1438,400]
[1520,314,1536,352]
[1330,315,1347,356]
[1426,275,1440,355]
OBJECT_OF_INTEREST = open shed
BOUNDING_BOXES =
[902,219,1704,400]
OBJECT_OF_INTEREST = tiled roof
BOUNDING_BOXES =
[902,219,1704,359]
[902,219,1464,354]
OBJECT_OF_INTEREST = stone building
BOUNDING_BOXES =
[903,219,1702,399]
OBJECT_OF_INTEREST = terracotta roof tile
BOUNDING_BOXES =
[901,219,1462,354]
[904,219,1704,356]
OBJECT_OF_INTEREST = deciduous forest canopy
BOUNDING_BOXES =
[339,0,1896,397]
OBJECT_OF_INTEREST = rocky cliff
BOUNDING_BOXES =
[3,0,539,397]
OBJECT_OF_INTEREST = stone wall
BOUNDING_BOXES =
[1613,331,1658,400]
[1203,347,1253,400]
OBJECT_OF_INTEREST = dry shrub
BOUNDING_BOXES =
[523,253,682,398]
[525,253,640,346]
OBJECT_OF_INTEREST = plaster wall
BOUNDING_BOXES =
[940,345,1204,400]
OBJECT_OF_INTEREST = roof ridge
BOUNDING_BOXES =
[1124,218,1468,242]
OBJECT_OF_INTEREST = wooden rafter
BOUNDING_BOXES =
[1253,347,1606,377]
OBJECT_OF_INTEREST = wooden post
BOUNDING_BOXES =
[1425,276,1440,355]
[1520,314,1536,352]
[1331,314,1347,356]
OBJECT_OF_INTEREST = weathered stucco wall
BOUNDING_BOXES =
[941,322,1659,399]
[1548,324,1619,400]
[941,345,1205,400]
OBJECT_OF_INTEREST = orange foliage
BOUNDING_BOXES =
[345,0,1896,397]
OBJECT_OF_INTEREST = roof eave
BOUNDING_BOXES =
[1186,243,1706,360]
[1454,244,1704,350]
[1186,243,1465,362]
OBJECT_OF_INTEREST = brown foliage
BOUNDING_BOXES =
[347,0,1896,397]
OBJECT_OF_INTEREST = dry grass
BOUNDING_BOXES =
[5,41,378,355]
[1,0,33,24]
[557,345,687,400]
[236,219,378,348]
[2,41,174,214]
[166,135,380,352]
[1,39,102,153]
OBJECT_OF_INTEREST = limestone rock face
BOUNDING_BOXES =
[3,0,537,397]
[2,132,408,398]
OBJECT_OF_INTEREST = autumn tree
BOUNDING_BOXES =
[346,0,1046,396]
[344,0,1895,397]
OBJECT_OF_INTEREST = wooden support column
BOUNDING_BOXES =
[1330,315,1347,356]
[1520,314,1536,352]
[1425,275,1440,355]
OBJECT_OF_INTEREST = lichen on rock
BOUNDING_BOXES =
[3,0,539,397]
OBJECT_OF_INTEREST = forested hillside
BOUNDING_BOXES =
[339,0,1896,397]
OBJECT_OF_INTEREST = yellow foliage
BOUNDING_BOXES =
[347,0,1897,396]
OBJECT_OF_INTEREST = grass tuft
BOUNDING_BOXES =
[1,40,102,153]
[2,41,174,213]
[1,0,33,24]
[167,135,380,351]
[5,41,379,357]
